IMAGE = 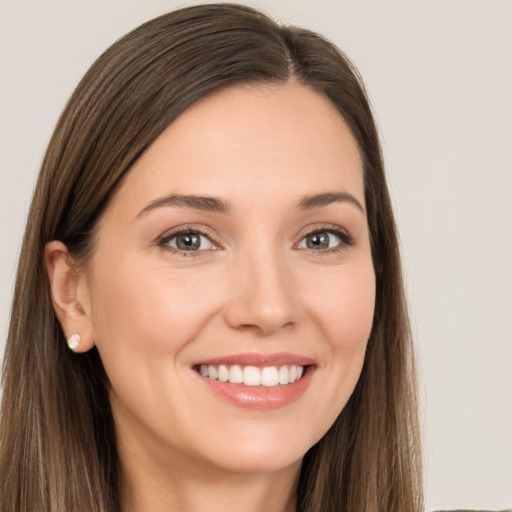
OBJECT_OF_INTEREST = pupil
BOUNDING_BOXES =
[177,233,200,250]
[308,233,328,249]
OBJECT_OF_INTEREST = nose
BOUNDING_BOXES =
[223,247,298,335]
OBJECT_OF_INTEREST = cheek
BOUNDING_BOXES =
[309,265,376,353]
[88,257,225,363]
[292,262,375,443]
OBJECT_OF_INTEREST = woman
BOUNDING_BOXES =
[0,4,423,511]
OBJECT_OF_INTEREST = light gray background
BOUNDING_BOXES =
[1,1,511,509]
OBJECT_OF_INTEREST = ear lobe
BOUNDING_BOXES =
[44,240,95,353]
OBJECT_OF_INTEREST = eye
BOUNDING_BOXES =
[161,230,215,252]
[296,227,354,251]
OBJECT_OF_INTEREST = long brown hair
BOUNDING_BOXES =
[0,4,423,511]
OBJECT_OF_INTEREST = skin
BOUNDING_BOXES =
[46,82,376,512]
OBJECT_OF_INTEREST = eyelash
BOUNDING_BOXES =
[156,224,355,257]
[296,224,355,255]
[157,226,219,257]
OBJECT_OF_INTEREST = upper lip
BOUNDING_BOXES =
[192,352,316,367]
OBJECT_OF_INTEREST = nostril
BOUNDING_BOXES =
[222,262,298,333]
[232,322,296,339]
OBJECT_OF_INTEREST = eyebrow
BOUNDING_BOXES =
[136,194,230,219]
[135,190,365,219]
[298,192,365,213]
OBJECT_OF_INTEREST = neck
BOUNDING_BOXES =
[118,426,300,512]
[121,454,300,512]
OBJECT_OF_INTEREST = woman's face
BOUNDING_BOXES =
[81,82,375,475]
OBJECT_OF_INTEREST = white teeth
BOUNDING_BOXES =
[197,364,306,387]
[218,365,229,382]
[229,365,243,384]
[278,365,289,385]
[208,365,218,380]
[243,366,260,386]
[261,366,279,387]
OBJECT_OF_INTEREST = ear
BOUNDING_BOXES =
[44,241,95,353]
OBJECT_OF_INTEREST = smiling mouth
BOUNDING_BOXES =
[194,364,308,388]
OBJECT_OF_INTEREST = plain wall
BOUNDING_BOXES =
[1,0,511,509]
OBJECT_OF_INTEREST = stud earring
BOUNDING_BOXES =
[67,333,81,351]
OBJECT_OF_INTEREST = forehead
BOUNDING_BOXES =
[107,82,364,216]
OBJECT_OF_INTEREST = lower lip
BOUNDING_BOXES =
[195,367,315,410]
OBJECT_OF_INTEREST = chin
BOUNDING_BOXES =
[189,426,319,475]
[205,448,304,475]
